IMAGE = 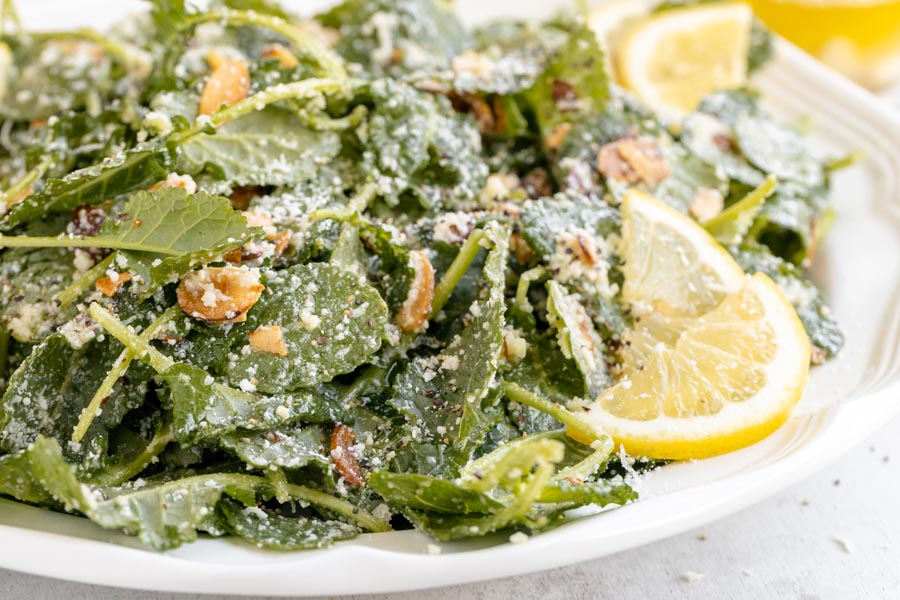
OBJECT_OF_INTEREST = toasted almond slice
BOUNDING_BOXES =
[396,250,435,332]
[261,43,299,69]
[249,325,288,357]
[270,230,292,254]
[177,266,264,323]
[149,173,197,194]
[242,210,276,230]
[199,53,251,116]
[330,424,365,486]
[223,248,243,264]
[95,272,133,297]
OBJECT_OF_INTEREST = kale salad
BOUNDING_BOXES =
[0,0,848,551]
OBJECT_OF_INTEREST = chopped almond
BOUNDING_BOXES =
[261,43,298,69]
[223,248,243,264]
[149,173,197,194]
[330,424,365,486]
[249,325,288,357]
[177,266,264,323]
[597,138,671,186]
[95,272,133,297]
[689,188,724,223]
[396,250,435,332]
[199,53,251,116]
[270,230,291,254]
[241,210,292,256]
[511,233,535,264]
[242,210,276,229]
[452,50,495,79]
[547,122,573,151]
[229,186,264,210]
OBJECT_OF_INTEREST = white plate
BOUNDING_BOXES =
[3,1,900,595]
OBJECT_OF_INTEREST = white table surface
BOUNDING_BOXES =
[2,410,898,600]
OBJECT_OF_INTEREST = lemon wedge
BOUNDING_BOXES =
[579,190,811,459]
[588,0,650,82]
[616,3,754,120]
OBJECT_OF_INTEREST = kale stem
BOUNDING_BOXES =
[1,158,51,209]
[284,482,391,533]
[266,468,291,504]
[515,266,546,313]
[89,303,175,374]
[309,206,357,223]
[84,422,175,486]
[824,149,866,173]
[56,253,115,308]
[502,382,607,445]
[170,77,347,144]
[429,229,487,319]
[348,182,378,212]
[704,174,777,245]
[295,104,368,132]
[0,235,183,255]
[491,461,554,528]
[26,29,151,75]
[182,9,346,79]
[73,306,181,443]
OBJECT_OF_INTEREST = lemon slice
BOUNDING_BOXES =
[616,3,754,120]
[580,190,811,459]
[621,189,745,316]
[588,0,650,82]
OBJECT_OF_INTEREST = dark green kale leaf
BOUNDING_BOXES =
[26,435,266,551]
[502,324,583,435]
[219,425,329,470]
[751,180,829,265]
[0,246,77,343]
[523,23,609,140]
[5,145,168,227]
[176,107,342,188]
[158,363,347,444]
[217,497,360,550]
[100,187,258,294]
[0,445,53,504]
[224,263,391,393]
[731,243,844,360]
[734,114,824,189]
[650,142,728,213]
[546,281,609,397]
[0,37,115,122]
[318,0,470,76]
[681,110,766,189]
[0,334,150,466]
[357,79,488,211]
[368,471,503,514]
[396,434,617,541]
[551,92,660,193]
[518,193,619,261]
[389,224,510,476]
